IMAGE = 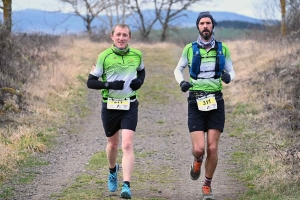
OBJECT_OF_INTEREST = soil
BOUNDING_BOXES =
[10,89,246,200]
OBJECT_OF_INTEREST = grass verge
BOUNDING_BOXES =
[224,39,300,200]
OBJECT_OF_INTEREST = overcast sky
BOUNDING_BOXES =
[12,0,278,20]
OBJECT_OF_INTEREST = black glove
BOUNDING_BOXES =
[108,80,125,90]
[130,78,143,90]
[221,72,231,84]
[180,81,193,92]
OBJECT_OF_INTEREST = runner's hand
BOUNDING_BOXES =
[221,72,231,84]
[180,81,193,92]
[108,80,125,90]
[130,78,143,90]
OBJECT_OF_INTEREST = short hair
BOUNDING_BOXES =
[111,23,131,36]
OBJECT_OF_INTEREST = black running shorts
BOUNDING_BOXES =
[101,100,139,137]
[188,98,225,133]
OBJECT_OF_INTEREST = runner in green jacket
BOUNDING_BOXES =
[174,12,235,200]
[87,23,145,199]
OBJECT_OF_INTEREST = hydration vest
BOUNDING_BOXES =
[190,41,225,80]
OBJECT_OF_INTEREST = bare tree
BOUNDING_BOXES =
[286,0,300,37]
[102,0,131,30]
[60,0,109,36]
[101,0,211,41]
[258,0,299,37]
[257,0,280,26]
[128,0,161,41]
[0,0,12,35]
[155,0,211,42]
[280,0,287,35]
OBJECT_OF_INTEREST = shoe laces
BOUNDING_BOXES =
[193,160,201,172]
[202,185,211,195]
[122,183,131,194]
[109,173,116,181]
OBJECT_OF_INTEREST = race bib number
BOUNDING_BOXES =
[107,98,130,110]
[196,94,217,111]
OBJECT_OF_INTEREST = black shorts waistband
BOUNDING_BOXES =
[188,91,223,102]
[103,95,136,101]
[189,90,222,96]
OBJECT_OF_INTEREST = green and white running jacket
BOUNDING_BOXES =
[174,42,236,92]
[90,45,144,99]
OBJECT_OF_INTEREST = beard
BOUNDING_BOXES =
[200,29,213,40]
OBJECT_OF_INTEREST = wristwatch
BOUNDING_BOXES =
[105,82,109,88]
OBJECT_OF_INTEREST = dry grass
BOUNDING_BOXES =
[1,36,299,198]
[0,37,104,182]
[225,38,300,196]
[0,38,182,184]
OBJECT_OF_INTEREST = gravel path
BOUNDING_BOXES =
[11,90,245,200]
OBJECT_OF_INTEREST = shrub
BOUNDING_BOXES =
[0,29,60,114]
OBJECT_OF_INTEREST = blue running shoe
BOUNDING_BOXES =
[120,183,131,199]
[108,164,119,192]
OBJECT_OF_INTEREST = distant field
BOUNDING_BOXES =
[131,27,254,44]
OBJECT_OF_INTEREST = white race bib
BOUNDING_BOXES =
[196,94,217,111]
[107,98,130,110]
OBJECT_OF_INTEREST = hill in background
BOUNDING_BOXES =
[0,9,263,34]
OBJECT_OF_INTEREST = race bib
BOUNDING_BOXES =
[196,94,217,111]
[107,98,130,110]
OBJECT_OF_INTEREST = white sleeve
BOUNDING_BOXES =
[90,64,103,77]
[174,56,188,84]
[137,60,145,71]
[224,60,235,81]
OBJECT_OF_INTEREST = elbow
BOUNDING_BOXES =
[230,72,236,81]
[86,80,92,88]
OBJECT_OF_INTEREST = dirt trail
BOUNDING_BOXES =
[11,91,104,200]
[11,89,245,200]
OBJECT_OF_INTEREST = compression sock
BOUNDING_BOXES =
[124,181,130,187]
[109,165,117,173]
[203,176,212,187]
[195,156,203,163]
